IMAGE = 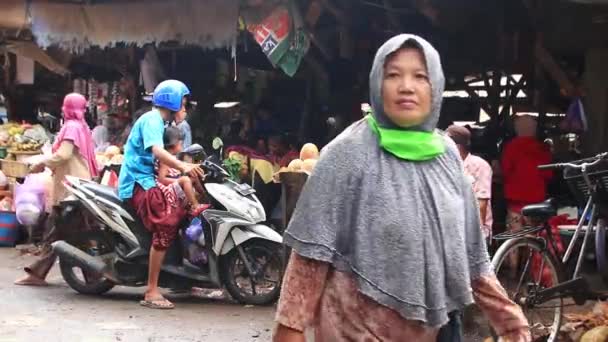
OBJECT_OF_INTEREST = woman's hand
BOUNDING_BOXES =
[29,163,46,173]
[273,324,306,342]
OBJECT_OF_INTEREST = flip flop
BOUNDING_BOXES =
[14,275,48,287]
[139,298,175,310]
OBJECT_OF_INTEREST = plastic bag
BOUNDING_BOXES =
[185,217,205,246]
[23,125,51,143]
[14,173,48,225]
[183,217,208,266]
[0,197,13,211]
[0,170,7,188]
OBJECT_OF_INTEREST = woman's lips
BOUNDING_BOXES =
[395,99,418,110]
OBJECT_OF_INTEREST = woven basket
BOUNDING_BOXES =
[1,160,30,178]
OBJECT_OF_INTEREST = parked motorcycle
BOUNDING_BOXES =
[51,144,285,305]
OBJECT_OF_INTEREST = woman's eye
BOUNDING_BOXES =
[386,72,400,79]
[416,73,429,80]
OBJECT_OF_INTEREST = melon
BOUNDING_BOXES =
[288,159,303,172]
[302,159,317,174]
[96,155,109,167]
[105,145,121,158]
[110,154,124,165]
[300,143,319,161]
[581,326,608,342]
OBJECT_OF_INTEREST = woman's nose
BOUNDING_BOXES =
[397,76,414,93]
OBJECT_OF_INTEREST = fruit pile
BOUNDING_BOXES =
[288,143,319,174]
[275,143,320,181]
[0,122,45,152]
[96,145,124,167]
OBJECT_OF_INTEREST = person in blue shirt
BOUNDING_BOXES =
[118,80,203,310]
[174,106,192,148]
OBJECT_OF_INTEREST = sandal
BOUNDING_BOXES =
[139,297,175,310]
[189,204,210,217]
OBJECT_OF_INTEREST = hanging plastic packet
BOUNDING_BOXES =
[184,217,208,266]
[185,217,205,247]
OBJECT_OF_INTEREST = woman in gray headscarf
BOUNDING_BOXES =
[273,34,530,342]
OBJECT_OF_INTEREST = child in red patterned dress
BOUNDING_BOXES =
[156,127,209,217]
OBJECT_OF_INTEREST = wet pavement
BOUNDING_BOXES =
[0,248,275,342]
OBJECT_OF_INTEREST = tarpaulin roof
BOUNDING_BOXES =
[2,0,240,52]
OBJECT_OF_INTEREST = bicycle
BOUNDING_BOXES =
[491,152,608,341]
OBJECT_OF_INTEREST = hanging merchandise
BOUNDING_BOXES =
[73,78,86,95]
[87,79,98,113]
[560,97,588,133]
[110,82,119,112]
[98,83,110,102]
[246,3,310,77]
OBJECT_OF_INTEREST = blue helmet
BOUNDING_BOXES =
[152,80,191,112]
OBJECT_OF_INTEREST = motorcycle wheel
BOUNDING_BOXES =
[220,239,284,305]
[59,235,115,295]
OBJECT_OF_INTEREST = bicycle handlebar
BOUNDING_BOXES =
[538,163,561,170]
[537,152,608,170]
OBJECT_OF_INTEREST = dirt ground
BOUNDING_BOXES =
[2,246,595,342]
[0,248,276,342]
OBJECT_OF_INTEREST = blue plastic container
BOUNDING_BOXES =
[0,211,19,247]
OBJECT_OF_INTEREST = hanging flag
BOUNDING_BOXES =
[247,5,310,77]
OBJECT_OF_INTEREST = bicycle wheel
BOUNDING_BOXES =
[492,237,563,342]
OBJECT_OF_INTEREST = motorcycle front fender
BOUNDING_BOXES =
[220,224,283,255]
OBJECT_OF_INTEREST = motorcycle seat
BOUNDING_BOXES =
[82,182,122,205]
[521,199,557,218]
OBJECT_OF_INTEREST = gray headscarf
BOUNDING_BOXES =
[283,34,492,327]
[370,35,444,132]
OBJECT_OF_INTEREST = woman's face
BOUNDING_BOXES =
[381,48,432,128]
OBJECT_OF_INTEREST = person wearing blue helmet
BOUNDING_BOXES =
[118,79,203,309]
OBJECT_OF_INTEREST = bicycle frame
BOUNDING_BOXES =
[495,153,608,306]
[489,153,608,341]
[560,163,601,279]
[530,158,607,304]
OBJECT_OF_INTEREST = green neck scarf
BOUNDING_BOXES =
[366,114,445,161]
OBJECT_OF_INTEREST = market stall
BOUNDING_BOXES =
[0,121,53,246]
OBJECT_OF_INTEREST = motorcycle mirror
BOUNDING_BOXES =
[212,137,224,150]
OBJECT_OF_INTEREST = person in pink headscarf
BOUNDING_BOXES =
[15,93,99,286]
